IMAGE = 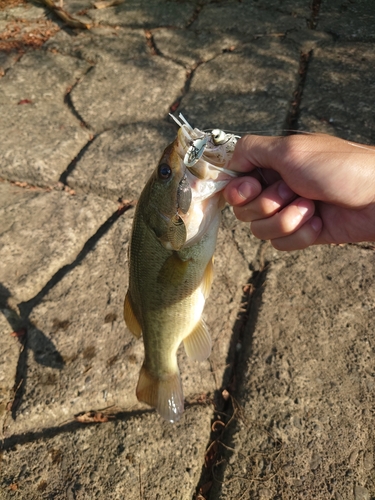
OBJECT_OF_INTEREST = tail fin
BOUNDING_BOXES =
[136,365,184,423]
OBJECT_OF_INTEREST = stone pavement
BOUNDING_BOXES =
[0,1,374,498]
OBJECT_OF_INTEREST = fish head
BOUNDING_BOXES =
[140,117,240,251]
[148,140,188,213]
[141,138,193,251]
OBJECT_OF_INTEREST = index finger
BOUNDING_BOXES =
[230,135,283,173]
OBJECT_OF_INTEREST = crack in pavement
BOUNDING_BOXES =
[309,0,322,30]
[63,65,95,130]
[58,134,97,186]
[283,49,312,135]
[18,203,134,319]
[194,242,270,499]
[1,203,134,435]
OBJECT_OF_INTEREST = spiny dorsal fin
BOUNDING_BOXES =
[124,291,142,338]
[136,365,184,423]
[167,214,186,251]
[183,319,212,362]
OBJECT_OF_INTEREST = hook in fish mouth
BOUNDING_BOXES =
[169,112,242,179]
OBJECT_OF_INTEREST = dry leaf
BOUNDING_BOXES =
[74,410,115,423]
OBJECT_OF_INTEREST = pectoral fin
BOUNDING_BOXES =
[167,214,187,251]
[183,319,212,362]
[201,257,214,299]
[136,365,184,423]
[124,291,142,338]
[157,252,190,287]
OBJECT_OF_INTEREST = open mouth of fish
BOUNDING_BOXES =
[169,113,241,247]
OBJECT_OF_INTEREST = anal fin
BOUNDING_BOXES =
[183,319,211,362]
[136,365,184,423]
[124,291,142,338]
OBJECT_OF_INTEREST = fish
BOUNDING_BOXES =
[124,114,240,422]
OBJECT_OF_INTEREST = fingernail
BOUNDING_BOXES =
[238,181,255,200]
[310,216,322,232]
[278,181,294,200]
[297,200,309,216]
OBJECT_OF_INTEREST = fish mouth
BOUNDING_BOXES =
[170,113,241,202]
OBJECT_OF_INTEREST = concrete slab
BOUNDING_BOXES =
[191,2,308,38]
[66,121,177,200]
[0,310,21,433]
[0,50,91,185]
[212,244,375,499]
[44,26,149,64]
[0,2,46,22]
[0,45,76,99]
[1,406,212,499]
[87,0,197,28]
[318,0,375,40]
[0,182,117,304]
[179,38,299,133]
[0,51,21,76]
[153,28,238,68]
[299,42,375,144]
[70,55,186,133]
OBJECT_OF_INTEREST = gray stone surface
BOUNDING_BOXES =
[66,121,176,200]
[0,3,46,22]
[70,56,186,133]
[299,43,375,144]
[180,38,299,133]
[0,51,91,185]
[318,0,375,40]
[191,2,308,38]
[153,28,238,68]
[44,26,149,64]
[87,0,197,28]
[0,183,117,303]
[4,212,137,434]
[0,51,20,76]
[2,407,212,499]
[0,310,20,428]
[1,1,375,499]
[211,245,375,499]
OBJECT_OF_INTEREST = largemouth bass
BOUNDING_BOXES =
[124,115,240,422]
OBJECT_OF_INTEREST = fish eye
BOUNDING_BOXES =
[158,163,172,180]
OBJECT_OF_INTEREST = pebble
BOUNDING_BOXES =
[354,485,370,500]
[363,451,373,471]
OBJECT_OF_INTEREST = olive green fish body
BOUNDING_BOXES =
[124,118,239,422]
[126,178,220,421]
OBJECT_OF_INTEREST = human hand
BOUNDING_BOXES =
[224,134,375,250]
